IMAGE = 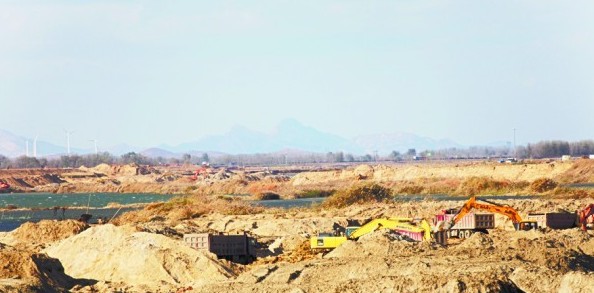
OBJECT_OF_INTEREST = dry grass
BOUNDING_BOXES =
[555,159,594,183]
[113,195,264,225]
[321,183,393,208]
[530,178,558,193]
[455,177,528,196]
[551,187,594,199]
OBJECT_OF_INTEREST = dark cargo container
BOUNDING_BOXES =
[527,212,576,229]
[184,233,256,264]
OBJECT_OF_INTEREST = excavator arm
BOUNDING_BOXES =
[348,218,412,239]
[447,196,534,231]
[579,204,594,231]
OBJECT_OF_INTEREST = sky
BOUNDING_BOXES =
[1,1,593,149]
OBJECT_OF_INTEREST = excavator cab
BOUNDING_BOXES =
[515,221,538,231]
[344,226,361,238]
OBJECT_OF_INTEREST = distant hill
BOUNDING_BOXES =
[165,119,362,154]
[0,120,465,157]
[0,129,82,157]
[0,129,25,157]
[353,132,462,154]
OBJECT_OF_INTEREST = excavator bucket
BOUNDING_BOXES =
[433,231,447,246]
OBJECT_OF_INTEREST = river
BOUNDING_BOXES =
[0,193,541,232]
[0,193,174,232]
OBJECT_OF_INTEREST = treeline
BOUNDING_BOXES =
[516,140,594,159]
[0,152,208,169]
[423,140,594,160]
[0,139,592,169]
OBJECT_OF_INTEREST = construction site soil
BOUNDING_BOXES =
[0,161,593,292]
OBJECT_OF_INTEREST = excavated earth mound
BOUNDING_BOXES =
[0,244,77,293]
[44,224,234,291]
[9,220,88,249]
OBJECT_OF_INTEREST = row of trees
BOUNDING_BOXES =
[0,152,211,169]
[0,140,592,169]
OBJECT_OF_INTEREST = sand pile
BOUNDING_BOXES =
[9,220,88,248]
[325,230,418,259]
[44,224,234,290]
[0,244,77,292]
[86,163,112,175]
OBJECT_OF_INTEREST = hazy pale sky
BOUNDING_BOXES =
[1,1,593,148]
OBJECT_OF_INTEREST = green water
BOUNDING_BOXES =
[0,193,174,209]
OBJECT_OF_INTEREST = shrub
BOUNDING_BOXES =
[322,183,393,208]
[396,184,424,195]
[254,192,281,200]
[456,177,510,196]
[294,190,335,198]
[530,178,558,193]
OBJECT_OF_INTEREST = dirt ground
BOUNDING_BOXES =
[1,161,594,292]
[0,160,590,196]
[0,197,590,292]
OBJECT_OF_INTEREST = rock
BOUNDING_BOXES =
[559,272,594,292]
[509,267,560,292]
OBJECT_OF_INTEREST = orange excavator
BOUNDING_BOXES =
[0,180,9,191]
[443,196,538,231]
[191,163,210,180]
[578,204,594,231]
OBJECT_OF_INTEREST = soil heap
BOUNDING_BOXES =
[44,224,234,291]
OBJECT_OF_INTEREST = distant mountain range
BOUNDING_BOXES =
[0,119,463,158]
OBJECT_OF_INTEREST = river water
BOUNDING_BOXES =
[0,193,540,232]
[0,193,174,232]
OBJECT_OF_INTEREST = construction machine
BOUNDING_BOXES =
[443,196,538,231]
[578,204,594,231]
[310,217,437,250]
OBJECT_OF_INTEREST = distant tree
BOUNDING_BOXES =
[344,153,355,162]
[182,153,192,164]
[407,149,416,157]
[361,154,373,162]
[200,153,210,163]
[0,155,9,168]
[326,152,335,163]
[120,152,151,165]
[13,156,41,168]
[389,151,401,161]
[334,152,344,163]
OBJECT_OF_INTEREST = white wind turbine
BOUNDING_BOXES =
[25,140,29,157]
[64,129,75,155]
[90,139,98,155]
[33,135,39,158]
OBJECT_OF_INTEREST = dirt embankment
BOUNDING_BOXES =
[1,160,593,197]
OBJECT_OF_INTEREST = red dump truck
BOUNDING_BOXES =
[435,211,495,239]
[184,233,256,264]
[527,212,576,229]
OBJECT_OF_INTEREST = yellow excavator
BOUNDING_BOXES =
[443,196,538,231]
[310,217,435,250]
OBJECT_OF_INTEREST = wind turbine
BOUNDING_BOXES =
[90,139,98,155]
[25,140,29,157]
[33,135,38,158]
[64,129,75,155]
